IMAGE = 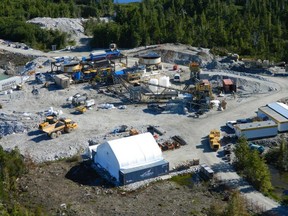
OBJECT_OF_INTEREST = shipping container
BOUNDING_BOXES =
[119,160,169,185]
[199,164,214,180]
[54,74,70,89]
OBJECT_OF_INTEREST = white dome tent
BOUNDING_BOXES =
[93,133,169,185]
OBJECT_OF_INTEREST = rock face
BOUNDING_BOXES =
[4,61,16,75]
[0,49,34,75]
[27,17,96,47]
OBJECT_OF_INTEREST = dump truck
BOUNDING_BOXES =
[209,129,221,151]
[40,118,78,138]
[38,115,57,130]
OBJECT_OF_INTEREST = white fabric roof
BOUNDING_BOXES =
[94,133,163,181]
[268,102,288,119]
[107,132,163,169]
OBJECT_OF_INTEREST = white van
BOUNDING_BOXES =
[226,120,237,130]
[174,73,181,82]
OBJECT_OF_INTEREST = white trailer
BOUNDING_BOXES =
[0,76,22,91]
[234,120,278,140]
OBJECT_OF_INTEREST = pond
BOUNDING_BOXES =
[269,165,288,198]
[0,72,9,81]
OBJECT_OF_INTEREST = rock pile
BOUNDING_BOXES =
[0,112,40,137]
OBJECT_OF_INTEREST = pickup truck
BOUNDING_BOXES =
[248,142,265,154]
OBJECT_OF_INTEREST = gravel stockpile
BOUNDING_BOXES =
[27,17,88,42]
[27,17,108,48]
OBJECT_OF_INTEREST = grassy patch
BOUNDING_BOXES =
[266,191,281,202]
[282,195,288,206]
[65,155,80,163]
[189,209,201,216]
[170,174,193,186]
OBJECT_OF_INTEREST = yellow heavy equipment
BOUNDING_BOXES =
[129,128,139,136]
[40,118,78,139]
[74,99,95,114]
[209,129,221,151]
[38,115,57,130]
[194,79,213,103]
[75,105,87,114]
[189,62,201,80]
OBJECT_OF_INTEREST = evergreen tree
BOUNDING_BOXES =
[224,191,250,216]
[233,137,250,172]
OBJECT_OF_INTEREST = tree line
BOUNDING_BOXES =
[266,139,288,172]
[233,137,273,194]
[89,0,288,62]
[0,0,114,19]
[1,0,288,60]
[0,0,115,51]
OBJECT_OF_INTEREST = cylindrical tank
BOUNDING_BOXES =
[139,57,161,65]
[149,78,158,92]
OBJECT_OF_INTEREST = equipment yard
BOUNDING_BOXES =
[1,40,288,215]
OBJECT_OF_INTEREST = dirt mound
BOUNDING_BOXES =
[18,160,226,216]
[26,17,113,49]
[0,49,34,65]
[28,17,88,44]
[124,43,214,66]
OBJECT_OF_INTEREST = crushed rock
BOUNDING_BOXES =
[26,17,109,47]
[0,112,40,137]
[27,17,88,41]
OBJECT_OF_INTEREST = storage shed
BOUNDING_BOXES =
[54,74,70,89]
[258,105,288,132]
[94,133,169,185]
[234,120,277,140]
[222,79,236,93]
